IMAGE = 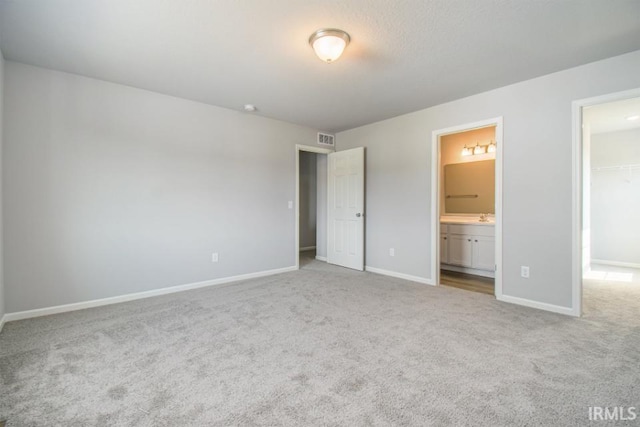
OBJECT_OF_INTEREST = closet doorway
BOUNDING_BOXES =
[574,92,640,318]
[295,145,332,269]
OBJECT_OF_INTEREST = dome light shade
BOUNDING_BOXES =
[473,142,486,155]
[309,29,350,63]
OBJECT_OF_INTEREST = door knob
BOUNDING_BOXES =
[356,213,362,217]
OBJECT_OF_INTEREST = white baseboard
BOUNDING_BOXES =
[0,314,6,333]
[3,266,297,323]
[315,255,327,262]
[497,294,577,317]
[591,259,640,269]
[365,266,433,285]
[299,246,317,252]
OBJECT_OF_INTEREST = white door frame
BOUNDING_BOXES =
[295,144,334,269]
[431,117,504,297]
[571,87,640,317]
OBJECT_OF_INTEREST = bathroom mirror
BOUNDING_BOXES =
[444,160,495,214]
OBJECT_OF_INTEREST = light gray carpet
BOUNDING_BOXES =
[1,260,639,426]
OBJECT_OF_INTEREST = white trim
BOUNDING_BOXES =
[295,144,334,270]
[571,88,640,318]
[4,266,297,323]
[299,246,317,252]
[296,144,335,155]
[365,266,434,286]
[591,259,640,269]
[0,314,6,333]
[315,255,327,262]
[430,117,503,299]
[496,294,576,317]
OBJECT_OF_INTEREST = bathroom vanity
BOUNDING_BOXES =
[440,218,495,278]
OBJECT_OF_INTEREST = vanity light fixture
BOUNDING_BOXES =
[627,114,640,121]
[461,140,496,157]
[309,28,351,63]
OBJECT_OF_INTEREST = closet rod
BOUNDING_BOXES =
[591,163,640,172]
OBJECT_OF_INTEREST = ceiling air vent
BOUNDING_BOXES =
[318,132,335,146]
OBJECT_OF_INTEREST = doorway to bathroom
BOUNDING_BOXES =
[431,118,503,297]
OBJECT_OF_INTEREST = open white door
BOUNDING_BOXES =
[327,147,365,271]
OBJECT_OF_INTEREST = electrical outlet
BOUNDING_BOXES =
[212,253,219,263]
[389,248,395,257]
[521,266,530,278]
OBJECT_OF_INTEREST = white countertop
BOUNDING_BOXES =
[440,216,495,226]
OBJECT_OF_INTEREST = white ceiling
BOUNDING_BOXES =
[584,97,640,134]
[1,0,640,132]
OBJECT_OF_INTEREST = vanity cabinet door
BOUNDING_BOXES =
[441,234,449,264]
[448,234,472,267]
[472,235,495,271]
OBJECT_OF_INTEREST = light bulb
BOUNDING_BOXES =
[473,143,486,155]
[487,140,496,153]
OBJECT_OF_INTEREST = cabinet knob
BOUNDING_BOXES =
[468,239,471,242]
[475,239,478,242]
[444,237,447,240]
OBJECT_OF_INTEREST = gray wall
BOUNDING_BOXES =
[590,128,640,265]
[336,50,640,310]
[0,49,4,323]
[3,62,321,313]
[299,151,317,249]
[316,154,327,259]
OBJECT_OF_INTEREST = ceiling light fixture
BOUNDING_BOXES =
[309,28,350,63]
[461,145,472,156]
[243,104,257,112]
[626,114,640,121]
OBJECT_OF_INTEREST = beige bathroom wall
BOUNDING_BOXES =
[441,126,496,214]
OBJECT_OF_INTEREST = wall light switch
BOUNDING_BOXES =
[212,253,219,263]
[389,248,395,257]
[521,266,530,278]
[288,201,293,209]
